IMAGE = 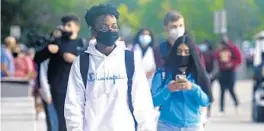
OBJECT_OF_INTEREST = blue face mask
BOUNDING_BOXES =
[199,44,208,52]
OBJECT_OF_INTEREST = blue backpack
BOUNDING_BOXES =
[79,50,137,130]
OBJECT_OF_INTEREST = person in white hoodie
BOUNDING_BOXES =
[64,4,155,131]
[133,28,156,86]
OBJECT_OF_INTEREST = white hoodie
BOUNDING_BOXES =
[133,44,156,86]
[64,43,155,131]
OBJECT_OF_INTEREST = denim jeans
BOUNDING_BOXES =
[157,121,204,131]
[42,100,58,131]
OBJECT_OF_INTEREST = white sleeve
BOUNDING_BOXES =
[132,58,156,131]
[39,59,51,102]
[64,57,85,131]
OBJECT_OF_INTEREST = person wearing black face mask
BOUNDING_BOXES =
[151,36,213,131]
[64,4,155,131]
[33,15,85,131]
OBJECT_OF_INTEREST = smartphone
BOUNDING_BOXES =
[175,74,186,81]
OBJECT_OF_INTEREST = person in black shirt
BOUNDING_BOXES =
[34,15,83,131]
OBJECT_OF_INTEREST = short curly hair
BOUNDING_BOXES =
[85,4,119,28]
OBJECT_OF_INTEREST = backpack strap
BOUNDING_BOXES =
[125,50,137,130]
[160,42,168,60]
[79,53,90,88]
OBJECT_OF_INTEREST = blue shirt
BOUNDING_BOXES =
[1,47,15,77]
[151,69,210,127]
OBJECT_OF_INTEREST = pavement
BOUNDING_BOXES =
[1,80,264,131]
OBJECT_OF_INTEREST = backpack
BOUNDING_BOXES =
[79,50,138,130]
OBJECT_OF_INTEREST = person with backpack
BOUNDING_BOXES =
[64,4,155,131]
[214,34,242,115]
[133,28,156,86]
[151,36,212,131]
[153,11,205,69]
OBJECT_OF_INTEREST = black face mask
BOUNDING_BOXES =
[95,31,119,46]
[12,52,19,58]
[62,31,73,38]
[178,55,190,67]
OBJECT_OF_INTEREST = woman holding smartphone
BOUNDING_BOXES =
[151,35,213,131]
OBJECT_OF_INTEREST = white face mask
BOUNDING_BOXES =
[199,44,208,52]
[139,35,152,47]
[169,27,185,41]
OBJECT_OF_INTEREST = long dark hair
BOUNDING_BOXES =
[133,28,155,48]
[165,35,213,102]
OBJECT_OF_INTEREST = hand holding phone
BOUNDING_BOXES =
[175,74,192,90]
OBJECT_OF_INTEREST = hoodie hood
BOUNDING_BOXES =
[87,40,127,52]
[86,41,126,59]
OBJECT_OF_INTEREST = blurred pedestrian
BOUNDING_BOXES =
[199,40,218,118]
[133,28,156,86]
[153,11,205,68]
[151,36,211,131]
[34,14,83,131]
[200,40,218,82]
[153,11,185,68]
[214,34,242,115]
[64,4,155,131]
[1,36,16,77]
[13,44,35,79]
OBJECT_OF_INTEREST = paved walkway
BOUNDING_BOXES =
[1,80,264,131]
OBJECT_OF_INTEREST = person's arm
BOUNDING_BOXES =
[151,71,171,107]
[231,44,242,67]
[191,83,210,107]
[64,56,85,131]
[34,46,52,64]
[39,59,52,103]
[132,59,155,131]
[63,53,77,63]
[1,53,10,77]
[34,44,59,64]
[208,59,219,80]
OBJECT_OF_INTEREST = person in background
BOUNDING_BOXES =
[151,36,211,131]
[133,28,156,86]
[199,40,218,118]
[34,15,83,131]
[37,28,63,131]
[1,36,16,77]
[214,34,242,115]
[13,44,35,79]
[153,11,205,69]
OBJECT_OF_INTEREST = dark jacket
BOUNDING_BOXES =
[34,38,84,95]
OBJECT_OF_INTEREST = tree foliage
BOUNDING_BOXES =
[2,0,264,45]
